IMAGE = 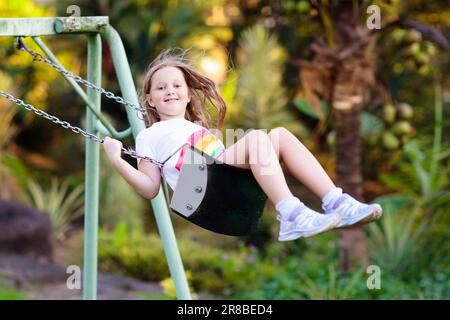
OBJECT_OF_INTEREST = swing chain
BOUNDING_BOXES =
[0,90,165,169]
[15,37,147,116]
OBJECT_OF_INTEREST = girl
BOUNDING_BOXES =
[102,48,382,241]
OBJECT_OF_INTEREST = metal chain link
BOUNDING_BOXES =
[0,90,164,168]
[16,37,147,115]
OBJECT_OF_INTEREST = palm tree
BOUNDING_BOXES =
[229,24,307,137]
[291,0,450,271]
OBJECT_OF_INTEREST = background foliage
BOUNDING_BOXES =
[0,0,448,300]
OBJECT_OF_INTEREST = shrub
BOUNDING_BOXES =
[24,176,84,241]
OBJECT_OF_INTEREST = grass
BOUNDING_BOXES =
[0,284,32,300]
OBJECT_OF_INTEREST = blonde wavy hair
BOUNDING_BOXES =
[140,48,227,130]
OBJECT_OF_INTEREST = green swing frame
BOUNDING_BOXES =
[0,16,191,300]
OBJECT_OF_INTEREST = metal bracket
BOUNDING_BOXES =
[170,147,208,218]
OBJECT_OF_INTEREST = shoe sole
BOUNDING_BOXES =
[278,214,340,241]
[337,204,383,229]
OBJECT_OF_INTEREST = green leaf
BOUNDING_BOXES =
[293,98,328,120]
[361,111,384,136]
[374,193,412,212]
[113,222,128,248]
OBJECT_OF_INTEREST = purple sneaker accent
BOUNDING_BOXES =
[331,194,351,210]
[277,207,341,241]
[287,203,307,222]
[323,193,382,228]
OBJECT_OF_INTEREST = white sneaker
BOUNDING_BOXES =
[322,193,382,228]
[277,205,341,241]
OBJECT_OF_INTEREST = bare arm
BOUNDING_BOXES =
[102,137,161,199]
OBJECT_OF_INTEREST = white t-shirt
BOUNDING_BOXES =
[135,118,225,191]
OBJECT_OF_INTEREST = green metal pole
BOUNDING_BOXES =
[100,25,192,300]
[83,33,102,300]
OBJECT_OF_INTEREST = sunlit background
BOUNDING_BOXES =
[0,0,449,300]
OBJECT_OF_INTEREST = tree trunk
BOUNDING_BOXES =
[333,93,369,272]
[294,5,379,272]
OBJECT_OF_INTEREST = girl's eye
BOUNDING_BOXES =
[175,84,181,88]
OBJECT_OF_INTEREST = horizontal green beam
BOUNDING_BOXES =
[0,17,109,36]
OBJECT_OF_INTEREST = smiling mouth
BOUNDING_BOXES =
[165,98,178,102]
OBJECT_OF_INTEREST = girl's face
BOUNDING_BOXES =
[148,66,191,121]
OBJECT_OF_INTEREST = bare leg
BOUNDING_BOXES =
[268,127,336,199]
[216,130,293,205]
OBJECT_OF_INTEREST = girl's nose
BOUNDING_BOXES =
[166,86,176,94]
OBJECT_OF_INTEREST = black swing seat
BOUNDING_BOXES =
[168,145,267,236]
